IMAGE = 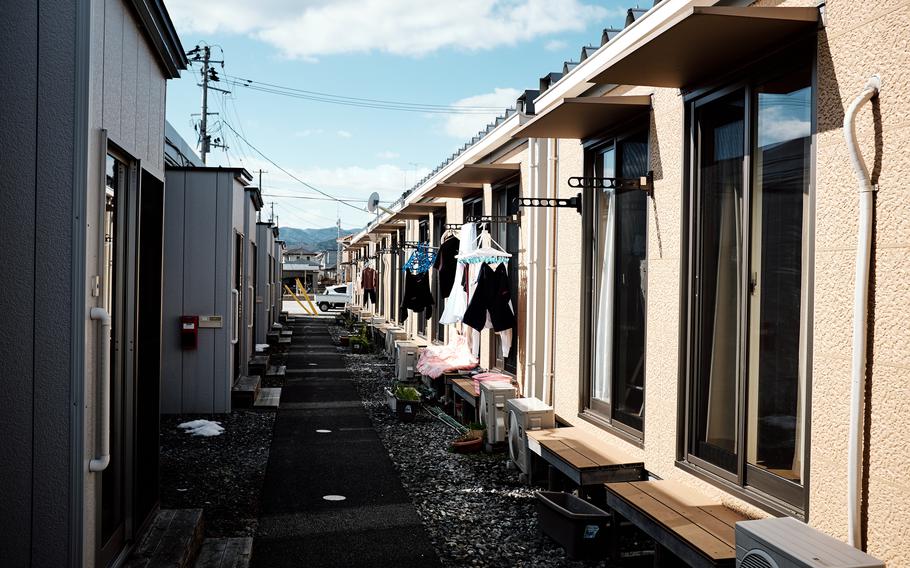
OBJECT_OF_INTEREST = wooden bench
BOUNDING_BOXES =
[604,480,752,567]
[526,428,645,495]
[449,377,480,424]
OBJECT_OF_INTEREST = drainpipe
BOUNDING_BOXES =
[524,138,539,399]
[542,139,559,405]
[844,74,880,549]
[547,140,559,405]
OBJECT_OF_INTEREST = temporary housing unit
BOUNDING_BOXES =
[255,221,279,344]
[513,0,905,564]
[242,186,263,370]
[0,1,186,565]
[274,238,286,316]
[161,167,254,414]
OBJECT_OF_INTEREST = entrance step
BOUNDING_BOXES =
[125,508,204,568]
[265,365,286,378]
[231,375,261,408]
[253,387,281,409]
[248,355,269,376]
[193,537,252,568]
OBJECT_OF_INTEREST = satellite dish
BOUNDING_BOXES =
[367,192,381,214]
[366,192,394,216]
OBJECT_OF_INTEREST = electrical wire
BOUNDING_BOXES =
[220,120,367,214]
[224,73,506,113]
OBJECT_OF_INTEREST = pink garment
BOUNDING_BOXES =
[415,331,478,379]
[471,372,514,396]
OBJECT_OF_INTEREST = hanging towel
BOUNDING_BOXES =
[439,222,476,324]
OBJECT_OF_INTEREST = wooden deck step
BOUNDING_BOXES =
[265,365,286,377]
[125,508,204,568]
[248,355,269,376]
[253,387,281,409]
[277,337,292,345]
[231,375,261,408]
[280,330,293,337]
[194,537,252,568]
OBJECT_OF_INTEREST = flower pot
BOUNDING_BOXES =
[339,335,350,346]
[451,435,483,454]
[351,342,365,353]
[396,398,419,422]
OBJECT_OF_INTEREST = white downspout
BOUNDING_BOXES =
[524,138,539,399]
[548,140,559,405]
[542,139,558,405]
[844,74,880,549]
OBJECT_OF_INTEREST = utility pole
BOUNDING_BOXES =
[200,45,211,164]
[185,44,227,164]
[269,202,275,224]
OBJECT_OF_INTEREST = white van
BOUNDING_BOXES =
[313,283,353,312]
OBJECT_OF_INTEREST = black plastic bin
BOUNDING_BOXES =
[396,399,418,422]
[536,491,611,560]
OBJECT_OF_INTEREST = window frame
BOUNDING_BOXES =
[432,211,447,344]
[579,126,650,446]
[676,41,817,519]
[490,178,520,375]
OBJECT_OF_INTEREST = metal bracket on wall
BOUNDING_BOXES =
[465,214,521,225]
[567,170,654,195]
[515,194,583,214]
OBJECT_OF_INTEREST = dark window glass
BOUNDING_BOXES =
[691,91,745,474]
[493,183,519,374]
[746,69,812,486]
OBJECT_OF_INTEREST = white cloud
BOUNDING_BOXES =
[336,129,352,138]
[168,0,608,59]
[544,39,568,52]
[442,87,521,139]
[294,128,324,137]
[376,150,400,159]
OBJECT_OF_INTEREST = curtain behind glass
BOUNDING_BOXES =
[592,147,615,405]
[693,93,744,473]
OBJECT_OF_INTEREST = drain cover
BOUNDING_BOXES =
[322,495,346,501]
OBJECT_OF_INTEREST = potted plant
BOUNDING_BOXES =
[393,385,421,422]
[349,325,370,353]
[451,429,484,453]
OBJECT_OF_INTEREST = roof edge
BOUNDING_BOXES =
[128,0,188,79]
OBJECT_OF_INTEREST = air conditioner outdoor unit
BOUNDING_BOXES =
[396,342,423,382]
[479,381,517,445]
[384,328,408,357]
[506,397,555,482]
[736,517,883,568]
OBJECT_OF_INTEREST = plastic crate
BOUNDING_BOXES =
[536,491,610,560]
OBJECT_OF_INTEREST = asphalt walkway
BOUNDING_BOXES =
[252,316,440,567]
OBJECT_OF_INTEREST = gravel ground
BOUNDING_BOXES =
[160,409,276,537]
[333,325,607,568]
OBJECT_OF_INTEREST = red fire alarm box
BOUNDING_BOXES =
[180,315,199,350]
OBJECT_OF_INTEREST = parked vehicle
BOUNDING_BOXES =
[314,283,352,312]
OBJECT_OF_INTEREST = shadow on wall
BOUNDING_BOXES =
[648,109,665,259]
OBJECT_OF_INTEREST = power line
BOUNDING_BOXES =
[224,73,506,111]
[262,193,368,203]
[220,120,367,214]
[224,76,510,115]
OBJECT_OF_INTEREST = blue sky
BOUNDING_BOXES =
[165,0,636,230]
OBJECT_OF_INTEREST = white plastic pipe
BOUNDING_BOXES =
[89,307,111,472]
[524,138,539,398]
[542,139,558,405]
[844,74,880,549]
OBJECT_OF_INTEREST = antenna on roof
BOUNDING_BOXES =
[367,192,394,216]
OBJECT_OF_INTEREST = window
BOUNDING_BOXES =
[682,64,813,511]
[584,132,649,438]
[492,182,519,374]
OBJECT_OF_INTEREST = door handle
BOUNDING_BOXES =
[248,285,254,328]
[89,307,111,472]
[231,289,239,344]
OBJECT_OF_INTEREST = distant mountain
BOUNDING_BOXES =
[278,226,358,252]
